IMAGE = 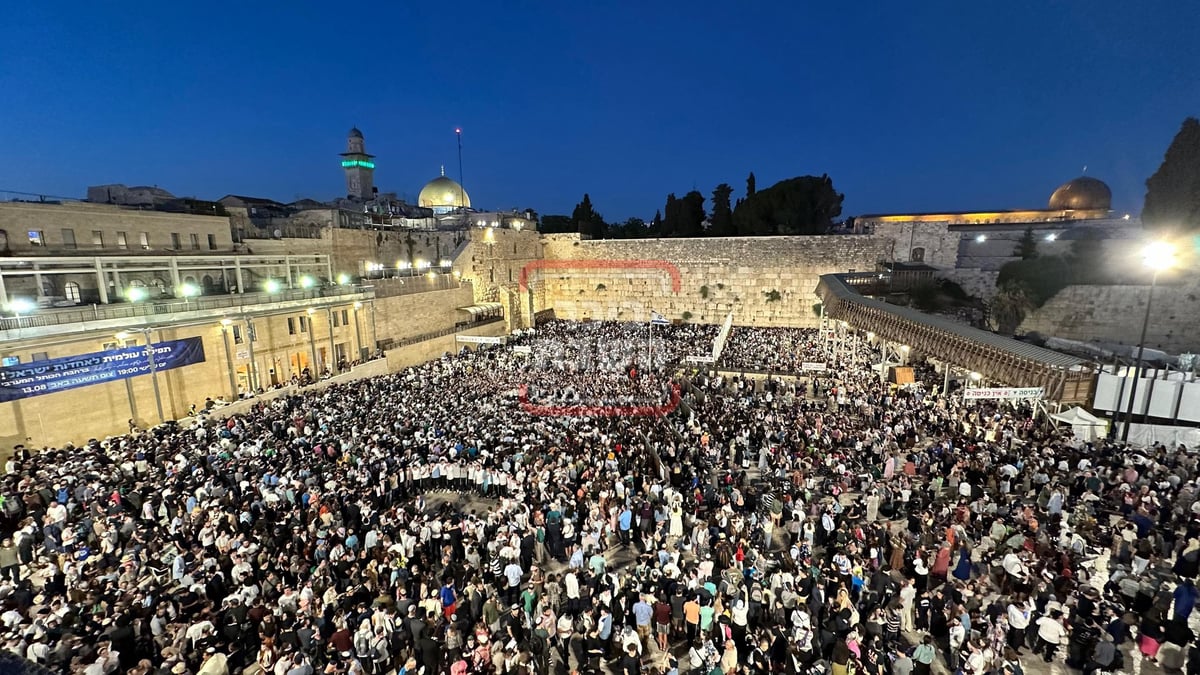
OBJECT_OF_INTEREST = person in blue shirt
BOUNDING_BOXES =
[1173,579,1199,621]
[619,508,633,546]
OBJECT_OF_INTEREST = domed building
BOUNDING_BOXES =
[1048,177,1112,211]
[418,169,471,214]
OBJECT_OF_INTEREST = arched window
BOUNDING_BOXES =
[64,282,81,304]
[911,247,926,262]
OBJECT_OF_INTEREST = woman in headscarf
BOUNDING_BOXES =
[952,543,972,582]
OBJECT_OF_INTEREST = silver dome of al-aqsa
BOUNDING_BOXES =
[1049,177,1112,211]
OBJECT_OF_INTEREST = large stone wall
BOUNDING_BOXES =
[1019,280,1200,353]
[247,229,467,280]
[373,283,476,346]
[869,222,959,268]
[537,234,889,326]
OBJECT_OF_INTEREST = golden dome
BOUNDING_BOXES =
[418,175,470,211]
[1049,177,1111,211]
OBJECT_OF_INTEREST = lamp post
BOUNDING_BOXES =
[219,319,238,400]
[353,301,364,361]
[1120,241,1177,442]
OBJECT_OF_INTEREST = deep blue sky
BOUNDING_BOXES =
[1,2,1197,221]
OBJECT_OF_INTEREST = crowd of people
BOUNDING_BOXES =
[0,319,1196,675]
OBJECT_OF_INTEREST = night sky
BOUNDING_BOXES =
[1,1,1197,221]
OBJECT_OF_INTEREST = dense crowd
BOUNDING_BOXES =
[0,319,1197,675]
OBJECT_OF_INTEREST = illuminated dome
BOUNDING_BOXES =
[418,173,471,213]
[1049,177,1111,211]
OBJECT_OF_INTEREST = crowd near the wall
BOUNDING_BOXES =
[1,320,1198,675]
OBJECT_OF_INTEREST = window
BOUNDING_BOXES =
[170,233,182,249]
[208,234,217,250]
[139,232,150,250]
[116,231,128,249]
[30,352,48,362]
[64,282,81,304]
[341,309,349,325]
[299,316,308,333]
[61,228,77,249]
[28,230,45,247]
[911,247,926,262]
[288,318,296,335]
[190,233,200,250]
[332,312,340,328]
[232,325,244,344]
[92,230,104,248]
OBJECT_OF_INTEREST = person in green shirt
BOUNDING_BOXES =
[699,603,716,635]
[521,587,538,616]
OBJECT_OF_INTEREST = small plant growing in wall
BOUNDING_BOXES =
[717,283,725,290]
[812,303,824,317]
[596,283,607,291]
[699,285,710,299]
[764,289,782,303]
[681,311,693,321]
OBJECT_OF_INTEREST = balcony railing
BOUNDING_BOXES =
[0,285,374,332]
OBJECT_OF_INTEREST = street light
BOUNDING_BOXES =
[337,273,351,285]
[298,275,315,289]
[125,287,149,303]
[974,234,987,243]
[178,283,200,298]
[263,279,282,294]
[1120,241,1178,442]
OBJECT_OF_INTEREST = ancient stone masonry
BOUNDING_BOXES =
[536,234,890,326]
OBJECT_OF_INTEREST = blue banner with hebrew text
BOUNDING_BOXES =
[0,337,206,403]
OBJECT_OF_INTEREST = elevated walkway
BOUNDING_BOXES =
[816,273,1094,403]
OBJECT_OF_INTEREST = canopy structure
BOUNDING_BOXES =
[458,302,503,320]
[1050,406,1108,442]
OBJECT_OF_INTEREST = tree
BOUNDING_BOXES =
[648,210,663,237]
[989,283,1035,335]
[609,217,646,239]
[710,183,735,237]
[661,194,680,237]
[678,190,706,237]
[1144,117,1200,236]
[539,215,573,234]
[746,172,757,199]
[731,174,844,235]
[571,193,606,239]
[1013,227,1039,259]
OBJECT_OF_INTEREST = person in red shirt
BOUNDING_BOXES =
[653,598,672,652]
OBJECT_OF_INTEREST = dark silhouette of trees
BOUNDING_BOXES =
[710,183,735,237]
[1144,117,1200,236]
[731,174,844,235]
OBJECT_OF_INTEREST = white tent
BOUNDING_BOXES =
[1050,407,1108,442]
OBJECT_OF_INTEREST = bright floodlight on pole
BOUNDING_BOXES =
[126,286,149,303]
[1120,240,1178,442]
[178,283,200,298]
[337,273,351,285]
[264,279,281,294]
[1143,240,1177,271]
[298,275,315,289]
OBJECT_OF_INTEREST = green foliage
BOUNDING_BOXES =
[908,282,942,311]
[539,215,573,233]
[731,175,844,235]
[716,283,725,290]
[710,183,735,237]
[812,303,823,317]
[746,172,757,199]
[763,289,782,303]
[678,191,706,237]
[1144,117,1200,236]
[996,257,1073,307]
[699,285,710,299]
[989,283,1035,334]
[681,311,693,321]
[1014,227,1039,260]
[596,283,607,291]
[572,193,606,238]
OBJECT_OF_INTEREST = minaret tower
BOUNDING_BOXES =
[340,127,375,200]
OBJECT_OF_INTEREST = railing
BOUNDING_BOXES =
[372,274,462,298]
[377,316,505,351]
[236,225,324,240]
[0,285,374,331]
